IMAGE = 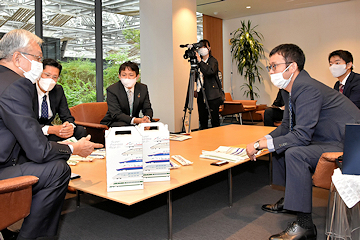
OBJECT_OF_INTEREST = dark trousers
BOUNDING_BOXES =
[197,91,221,130]
[264,108,284,126]
[0,160,71,239]
[272,143,342,213]
[47,125,87,142]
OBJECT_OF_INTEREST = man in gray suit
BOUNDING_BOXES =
[246,44,360,240]
[0,29,102,240]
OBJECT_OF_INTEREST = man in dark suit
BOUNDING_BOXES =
[329,50,360,109]
[101,61,153,127]
[264,89,285,126]
[0,29,102,240]
[246,44,360,240]
[35,59,86,141]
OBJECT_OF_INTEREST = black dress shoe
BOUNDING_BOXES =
[262,197,295,214]
[269,221,317,240]
[0,228,19,240]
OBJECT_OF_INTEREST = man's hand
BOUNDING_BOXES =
[70,135,103,157]
[48,121,74,138]
[59,121,74,139]
[134,116,151,124]
[246,137,267,161]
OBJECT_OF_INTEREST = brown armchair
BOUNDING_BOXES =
[313,152,342,190]
[69,102,109,145]
[0,176,39,231]
[220,93,257,124]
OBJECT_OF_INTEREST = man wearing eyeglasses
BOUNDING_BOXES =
[246,44,360,240]
[35,59,86,141]
[0,29,102,240]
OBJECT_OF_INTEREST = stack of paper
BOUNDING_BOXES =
[200,146,261,163]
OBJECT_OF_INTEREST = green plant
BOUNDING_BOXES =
[230,20,264,100]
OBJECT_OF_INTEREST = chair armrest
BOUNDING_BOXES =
[0,176,39,194]
[256,104,268,111]
[75,121,109,130]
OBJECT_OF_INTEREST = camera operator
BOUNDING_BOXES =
[195,39,223,130]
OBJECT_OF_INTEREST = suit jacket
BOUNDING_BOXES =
[100,81,153,126]
[0,65,71,169]
[334,71,360,109]
[270,70,360,154]
[198,55,222,101]
[34,84,75,126]
[272,89,285,107]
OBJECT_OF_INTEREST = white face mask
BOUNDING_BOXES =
[38,78,56,92]
[270,63,294,89]
[120,78,137,89]
[329,64,347,78]
[18,53,43,84]
[198,47,209,57]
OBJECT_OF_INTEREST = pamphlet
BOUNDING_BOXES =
[169,134,192,141]
[200,146,261,163]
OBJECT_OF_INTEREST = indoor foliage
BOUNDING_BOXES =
[230,20,264,100]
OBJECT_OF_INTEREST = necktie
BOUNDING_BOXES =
[41,95,48,119]
[127,90,133,117]
[289,94,293,132]
[339,83,344,94]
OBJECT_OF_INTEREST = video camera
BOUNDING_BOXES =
[180,41,204,66]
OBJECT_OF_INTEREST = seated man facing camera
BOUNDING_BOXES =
[101,61,153,127]
[35,59,87,141]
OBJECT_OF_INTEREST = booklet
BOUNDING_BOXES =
[200,146,262,163]
[169,134,192,141]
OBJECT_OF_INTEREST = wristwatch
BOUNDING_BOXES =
[254,141,260,151]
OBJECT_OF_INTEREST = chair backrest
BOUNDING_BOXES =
[70,102,108,124]
[225,92,232,101]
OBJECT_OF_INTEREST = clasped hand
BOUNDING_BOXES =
[49,121,74,139]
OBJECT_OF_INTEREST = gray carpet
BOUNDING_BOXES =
[58,160,329,240]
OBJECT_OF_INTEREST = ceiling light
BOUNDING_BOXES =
[246,6,251,9]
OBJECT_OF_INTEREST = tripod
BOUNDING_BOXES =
[181,60,211,134]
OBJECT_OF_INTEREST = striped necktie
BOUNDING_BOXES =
[127,90,133,117]
[339,83,344,94]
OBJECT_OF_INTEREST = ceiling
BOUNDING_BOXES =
[196,0,350,20]
[0,0,350,58]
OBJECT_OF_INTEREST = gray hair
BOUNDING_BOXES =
[0,29,43,60]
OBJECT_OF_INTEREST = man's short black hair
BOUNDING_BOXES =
[119,61,139,75]
[42,58,62,75]
[328,50,353,71]
[269,44,306,71]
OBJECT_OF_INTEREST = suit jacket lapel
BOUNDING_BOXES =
[133,83,140,114]
[118,81,130,115]
[49,90,57,116]
[344,71,354,96]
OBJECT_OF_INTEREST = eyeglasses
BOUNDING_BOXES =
[42,72,59,81]
[266,62,292,72]
[20,52,43,62]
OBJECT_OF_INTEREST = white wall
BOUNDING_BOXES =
[140,0,197,132]
[223,0,360,105]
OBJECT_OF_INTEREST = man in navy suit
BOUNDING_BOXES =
[246,44,360,240]
[0,29,102,240]
[35,59,86,141]
[329,50,360,109]
[101,61,153,127]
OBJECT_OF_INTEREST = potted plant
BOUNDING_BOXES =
[230,20,264,100]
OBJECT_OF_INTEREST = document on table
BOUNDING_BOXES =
[67,148,106,166]
[169,134,192,141]
[200,146,261,163]
[332,168,360,208]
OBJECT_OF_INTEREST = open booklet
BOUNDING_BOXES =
[200,146,262,163]
[169,134,192,141]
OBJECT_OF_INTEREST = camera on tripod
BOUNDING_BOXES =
[180,42,204,66]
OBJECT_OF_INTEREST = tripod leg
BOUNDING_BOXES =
[182,69,196,133]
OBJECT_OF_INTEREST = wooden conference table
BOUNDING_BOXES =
[69,124,275,239]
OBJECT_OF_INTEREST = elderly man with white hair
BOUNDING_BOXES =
[0,29,102,240]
